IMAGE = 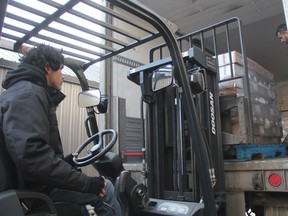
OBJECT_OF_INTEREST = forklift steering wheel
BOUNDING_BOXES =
[73,129,117,167]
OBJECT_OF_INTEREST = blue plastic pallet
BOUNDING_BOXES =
[234,144,287,161]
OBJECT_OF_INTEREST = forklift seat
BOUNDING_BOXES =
[0,133,87,216]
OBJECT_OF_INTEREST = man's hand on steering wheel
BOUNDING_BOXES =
[64,153,79,167]
[73,129,117,167]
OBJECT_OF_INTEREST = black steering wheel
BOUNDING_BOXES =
[73,129,117,167]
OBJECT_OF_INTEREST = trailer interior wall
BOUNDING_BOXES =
[136,0,287,84]
[242,13,288,83]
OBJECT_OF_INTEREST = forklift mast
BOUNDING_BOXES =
[128,17,251,215]
[129,46,223,198]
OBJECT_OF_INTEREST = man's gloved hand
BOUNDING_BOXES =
[87,176,106,196]
[64,153,78,167]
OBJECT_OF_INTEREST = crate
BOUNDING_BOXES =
[218,51,282,146]
[221,95,282,145]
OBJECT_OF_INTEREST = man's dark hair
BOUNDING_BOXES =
[20,44,64,72]
[276,23,287,35]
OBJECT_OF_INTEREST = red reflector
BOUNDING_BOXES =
[124,152,143,157]
[268,173,282,187]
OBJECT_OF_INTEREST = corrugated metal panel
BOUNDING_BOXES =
[117,96,143,161]
[122,117,143,163]
[126,117,143,151]
[56,81,97,175]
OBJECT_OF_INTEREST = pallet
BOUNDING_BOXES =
[233,144,287,161]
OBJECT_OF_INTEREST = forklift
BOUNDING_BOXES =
[0,0,252,215]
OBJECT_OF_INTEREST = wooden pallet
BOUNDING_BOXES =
[233,144,287,161]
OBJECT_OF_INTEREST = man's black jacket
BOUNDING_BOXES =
[0,63,92,194]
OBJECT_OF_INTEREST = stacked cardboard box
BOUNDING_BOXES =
[275,81,288,142]
[218,51,282,145]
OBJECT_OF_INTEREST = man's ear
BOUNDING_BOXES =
[45,64,51,75]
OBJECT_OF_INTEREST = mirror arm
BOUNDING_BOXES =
[97,95,108,113]
[140,71,156,104]
[85,108,99,138]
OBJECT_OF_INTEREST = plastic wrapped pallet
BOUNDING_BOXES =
[218,51,282,145]
[275,81,288,142]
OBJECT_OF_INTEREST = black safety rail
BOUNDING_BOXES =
[1,0,161,68]
[149,17,254,146]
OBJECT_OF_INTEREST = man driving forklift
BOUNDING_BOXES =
[0,44,123,216]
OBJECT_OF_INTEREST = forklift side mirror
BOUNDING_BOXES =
[78,90,101,108]
[151,64,173,91]
[188,70,206,94]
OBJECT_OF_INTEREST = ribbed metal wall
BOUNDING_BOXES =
[125,118,143,151]
[56,81,99,176]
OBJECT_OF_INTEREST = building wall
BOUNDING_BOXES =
[106,8,169,158]
[110,7,167,119]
